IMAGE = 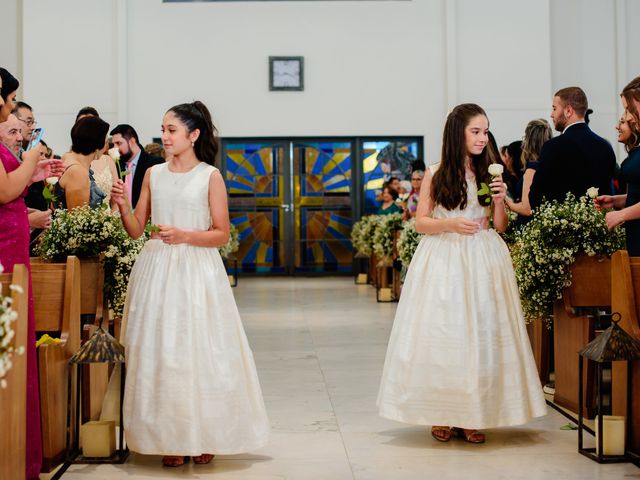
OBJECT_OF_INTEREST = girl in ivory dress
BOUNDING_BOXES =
[377,103,546,443]
[111,101,269,467]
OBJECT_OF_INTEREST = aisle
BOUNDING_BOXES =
[55,278,636,479]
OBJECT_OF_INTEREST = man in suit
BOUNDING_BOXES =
[529,86,616,209]
[110,124,165,209]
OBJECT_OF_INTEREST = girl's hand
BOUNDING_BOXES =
[605,210,625,230]
[448,217,480,235]
[111,179,127,207]
[158,224,187,244]
[490,175,507,203]
[595,195,615,210]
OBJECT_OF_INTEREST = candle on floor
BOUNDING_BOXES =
[595,415,625,456]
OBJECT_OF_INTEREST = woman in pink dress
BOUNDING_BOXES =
[0,67,63,479]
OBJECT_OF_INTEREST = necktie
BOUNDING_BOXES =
[124,159,134,205]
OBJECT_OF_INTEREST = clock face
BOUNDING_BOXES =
[270,57,304,90]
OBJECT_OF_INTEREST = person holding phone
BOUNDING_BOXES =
[0,67,63,480]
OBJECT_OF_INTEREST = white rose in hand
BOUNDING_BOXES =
[587,187,599,199]
[488,163,504,177]
[108,147,120,161]
[45,177,58,186]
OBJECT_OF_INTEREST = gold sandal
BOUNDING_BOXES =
[431,426,453,442]
[453,427,485,444]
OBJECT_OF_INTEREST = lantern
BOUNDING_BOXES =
[578,313,640,463]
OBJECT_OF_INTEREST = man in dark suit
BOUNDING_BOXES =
[110,124,165,209]
[529,86,616,209]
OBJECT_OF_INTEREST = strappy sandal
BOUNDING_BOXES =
[431,426,453,442]
[162,455,189,467]
[453,427,485,444]
[192,453,215,464]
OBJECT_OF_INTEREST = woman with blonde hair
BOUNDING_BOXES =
[505,118,553,225]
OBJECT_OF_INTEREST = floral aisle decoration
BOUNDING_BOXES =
[372,213,404,260]
[397,218,424,268]
[511,192,624,325]
[35,204,148,317]
[0,263,24,389]
[351,215,383,257]
[219,223,240,258]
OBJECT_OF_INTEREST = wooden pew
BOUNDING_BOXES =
[0,264,29,480]
[31,256,81,472]
[610,250,640,453]
[553,255,611,417]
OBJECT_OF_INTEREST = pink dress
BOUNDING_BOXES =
[0,144,42,479]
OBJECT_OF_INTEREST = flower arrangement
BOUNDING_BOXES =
[511,192,624,324]
[397,218,424,268]
[219,223,240,258]
[372,213,403,259]
[0,263,24,389]
[35,204,147,317]
[351,215,383,256]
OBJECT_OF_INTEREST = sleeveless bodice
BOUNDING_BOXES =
[150,162,214,230]
[54,167,106,209]
[93,167,113,204]
[428,163,489,224]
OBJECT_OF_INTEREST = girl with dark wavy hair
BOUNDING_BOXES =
[378,103,546,444]
[111,101,269,467]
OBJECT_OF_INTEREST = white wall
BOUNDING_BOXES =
[0,0,21,87]
[11,0,638,165]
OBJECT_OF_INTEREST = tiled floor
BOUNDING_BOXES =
[52,277,639,479]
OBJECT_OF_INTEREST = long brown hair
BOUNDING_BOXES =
[521,118,552,165]
[621,76,640,138]
[431,103,493,210]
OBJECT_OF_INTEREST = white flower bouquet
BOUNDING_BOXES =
[372,213,404,259]
[219,223,240,258]
[351,215,383,256]
[35,204,148,317]
[511,192,624,324]
[397,218,424,268]
[0,263,24,389]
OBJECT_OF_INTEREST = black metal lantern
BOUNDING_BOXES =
[578,313,640,464]
[354,251,369,285]
[52,327,129,479]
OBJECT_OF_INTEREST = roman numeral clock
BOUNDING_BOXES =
[269,56,304,91]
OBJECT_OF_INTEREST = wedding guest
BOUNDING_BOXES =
[64,107,119,206]
[13,101,36,150]
[111,100,269,467]
[404,169,425,219]
[0,67,63,480]
[505,119,553,225]
[504,140,523,194]
[529,87,616,208]
[110,124,164,208]
[596,78,640,255]
[55,116,109,209]
[377,185,402,215]
[386,176,401,193]
[144,142,167,160]
[378,103,546,444]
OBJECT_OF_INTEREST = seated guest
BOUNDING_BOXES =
[596,77,640,254]
[56,116,109,209]
[377,185,402,215]
[505,119,553,226]
[529,87,616,208]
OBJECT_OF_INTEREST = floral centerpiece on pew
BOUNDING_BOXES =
[397,218,424,268]
[0,263,24,389]
[372,213,404,261]
[35,204,147,318]
[351,215,383,257]
[510,191,624,325]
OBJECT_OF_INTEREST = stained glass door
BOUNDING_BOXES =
[292,141,354,273]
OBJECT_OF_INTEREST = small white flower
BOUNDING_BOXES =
[586,187,599,199]
[8,285,24,294]
[108,147,120,162]
[45,177,59,186]
[488,163,504,177]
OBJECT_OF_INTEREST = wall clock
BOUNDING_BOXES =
[269,56,304,91]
